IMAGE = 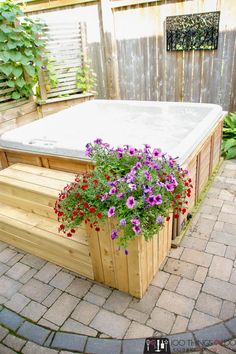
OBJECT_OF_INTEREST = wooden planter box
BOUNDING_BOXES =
[88,215,173,298]
[0,163,173,299]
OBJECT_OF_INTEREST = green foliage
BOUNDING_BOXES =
[222,112,236,160]
[0,0,46,100]
[55,141,192,251]
[76,62,97,94]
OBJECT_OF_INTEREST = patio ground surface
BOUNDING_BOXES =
[0,160,236,353]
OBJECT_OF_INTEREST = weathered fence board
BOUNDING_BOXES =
[17,0,236,111]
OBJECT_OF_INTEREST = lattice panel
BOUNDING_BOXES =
[40,21,86,101]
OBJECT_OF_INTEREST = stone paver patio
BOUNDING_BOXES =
[0,160,236,353]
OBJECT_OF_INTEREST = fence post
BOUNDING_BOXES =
[98,0,120,99]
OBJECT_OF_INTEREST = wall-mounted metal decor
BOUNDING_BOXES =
[166,11,220,51]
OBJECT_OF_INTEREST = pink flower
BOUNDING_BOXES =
[108,206,115,217]
[126,196,136,209]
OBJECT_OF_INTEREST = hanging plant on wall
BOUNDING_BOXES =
[0,1,47,100]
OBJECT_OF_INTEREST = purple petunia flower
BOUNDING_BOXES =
[153,148,162,157]
[131,218,140,226]
[155,194,162,204]
[41,65,46,70]
[116,192,125,198]
[165,183,175,192]
[134,162,142,170]
[142,184,153,194]
[94,138,103,145]
[126,172,136,183]
[132,225,141,234]
[156,180,165,187]
[126,196,136,209]
[85,143,92,156]
[156,215,164,224]
[107,181,116,187]
[116,147,124,158]
[143,170,152,181]
[120,218,126,226]
[101,192,108,201]
[111,229,118,240]
[128,183,136,191]
[128,147,136,156]
[125,249,128,255]
[147,195,157,206]
[109,187,117,195]
[108,206,115,217]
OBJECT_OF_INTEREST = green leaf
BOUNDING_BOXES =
[24,65,35,77]
[2,11,16,22]
[0,64,13,76]
[9,33,21,41]
[224,138,236,151]
[7,80,15,88]
[11,91,21,100]
[7,41,18,50]
[1,52,10,63]
[12,66,23,78]
[20,55,30,66]
[16,77,26,88]
[1,24,12,34]
[225,146,236,160]
[0,32,6,42]
[24,49,33,57]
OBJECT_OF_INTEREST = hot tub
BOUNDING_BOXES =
[0,99,224,236]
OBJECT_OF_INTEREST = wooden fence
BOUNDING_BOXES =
[18,0,236,111]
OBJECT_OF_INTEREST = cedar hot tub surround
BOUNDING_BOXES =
[0,99,224,238]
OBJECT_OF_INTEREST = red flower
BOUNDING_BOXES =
[73,211,78,216]
[71,229,76,233]
[178,202,182,205]
[82,185,88,190]
[97,212,102,218]
[174,214,179,219]
[67,232,72,237]
[95,227,100,232]
[89,207,96,213]
[182,208,187,214]
[58,212,64,217]
[76,193,80,198]
[80,211,84,216]
[83,202,89,209]
[59,224,64,230]
[166,216,170,221]
[175,194,181,199]
[93,180,98,186]
[96,194,100,200]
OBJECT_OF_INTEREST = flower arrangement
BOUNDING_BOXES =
[55,139,192,252]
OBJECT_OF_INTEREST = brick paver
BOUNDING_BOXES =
[0,160,236,353]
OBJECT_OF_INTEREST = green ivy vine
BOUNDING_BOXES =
[0,0,47,100]
[76,61,97,94]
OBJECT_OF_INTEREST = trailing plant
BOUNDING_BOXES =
[222,112,236,160]
[55,140,192,252]
[76,61,97,94]
[0,0,47,100]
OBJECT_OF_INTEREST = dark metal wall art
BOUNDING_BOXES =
[166,11,220,51]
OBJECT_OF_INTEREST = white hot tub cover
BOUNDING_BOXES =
[0,100,223,165]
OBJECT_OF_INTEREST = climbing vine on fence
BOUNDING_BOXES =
[0,1,47,100]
